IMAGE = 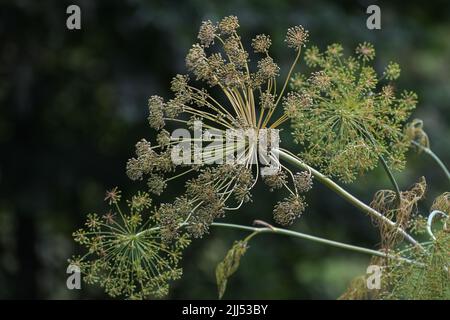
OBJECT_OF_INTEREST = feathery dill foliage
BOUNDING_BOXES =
[288,43,417,183]
[382,192,449,300]
[126,15,312,235]
[70,188,190,299]
[381,230,449,300]
[342,219,450,300]
[341,191,450,300]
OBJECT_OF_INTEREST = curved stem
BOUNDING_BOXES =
[211,222,418,264]
[276,148,424,251]
[262,49,302,128]
[275,48,301,107]
[412,141,450,183]
[359,125,401,198]
[427,210,448,241]
[379,155,401,201]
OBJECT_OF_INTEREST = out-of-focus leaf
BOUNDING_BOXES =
[215,240,249,299]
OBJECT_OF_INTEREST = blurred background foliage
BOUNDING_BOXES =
[0,0,449,299]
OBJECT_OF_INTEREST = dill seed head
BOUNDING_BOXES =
[289,43,417,182]
[262,170,287,191]
[186,216,210,239]
[304,46,322,67]
[127,191,152,213]
[147,174,167,195]
[259,92,275,110]
[104,187,122,205]
[126,158,143,181]
[155,202,183,242]
[102,211,116,225]
[135,138,152,157]
[167,99,183,117]
[171,74,190,94]
[327,139,379,183]
[157,129,171,149]
[219,63,244,87]
[71,191,191,299]
[400,91,418,112]
[294,171,313,193]
[273,195,306,226]
[382,85,395,102]
[252,34,272,54]
[148,95,165,129]
[185,44,209,80]
[283,92,311,118]
[326,43,343,58]
[358,66,377,90]
[310,71,331,90]
[224,35,249,68]
[198,20,217,47]
[289,72,306,90]
[257,56,280,80]
[285,25,309,50]
[155,150,176,173]
[384,61,401,80]
[355,42,375,61]
[85,213,101,229]
[218,15,239,35]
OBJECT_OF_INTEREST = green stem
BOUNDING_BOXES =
[359,125,401,198]
[412,141,450,183]
[277,148,424,250]
[274,48,301,108]
[379,155,402,201]
[211,222,417,264]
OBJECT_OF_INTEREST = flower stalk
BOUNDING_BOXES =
[211,221,418,264]
[411,140,450,183]
[277,148,423,250]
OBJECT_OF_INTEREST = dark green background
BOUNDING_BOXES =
[0,0,449,299]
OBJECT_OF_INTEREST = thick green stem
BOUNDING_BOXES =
[211,222,417,264]
[277,148,423,250]
[412,141,450,183]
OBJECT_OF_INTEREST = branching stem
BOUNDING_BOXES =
[276,148,424,251]
[411,140,450,183]
[211,221,418,264]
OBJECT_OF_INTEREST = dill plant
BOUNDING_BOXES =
[71,16,450,299]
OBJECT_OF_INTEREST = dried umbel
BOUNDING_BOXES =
[288,43,417,183]
[70,189,190,299]
[273,194,307,226]
[73,17,319,299]
[126,15,314,234]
